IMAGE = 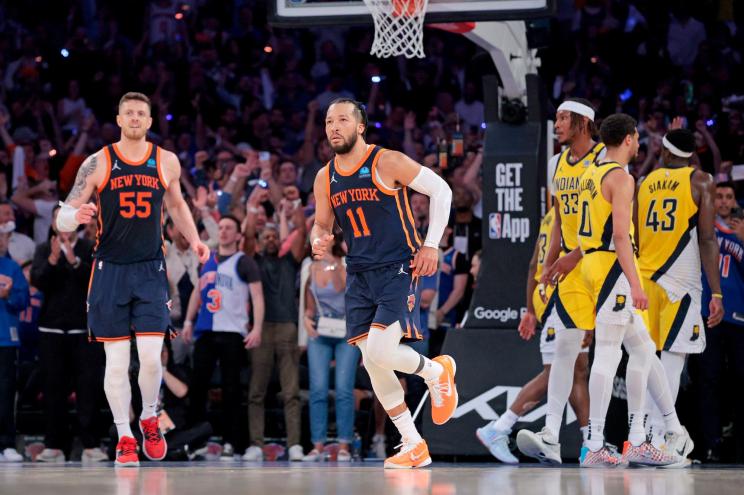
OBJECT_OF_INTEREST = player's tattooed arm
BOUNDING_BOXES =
[64,153,99,206]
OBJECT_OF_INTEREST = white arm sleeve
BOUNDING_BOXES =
[55,201,80,232]
[408,167,452,249]
[547,153,560,196]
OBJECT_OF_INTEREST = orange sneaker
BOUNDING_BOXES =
[115,436,140,467]
[427,355,458,425]
[140,416,168,461]
[383,439,432,469]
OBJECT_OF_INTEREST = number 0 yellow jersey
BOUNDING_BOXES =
[637,166,701,294]
[551,142,606,252]
[577,162,634,253]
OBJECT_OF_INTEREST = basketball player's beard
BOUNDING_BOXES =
[329,132,358,155]
[122,128,147,141]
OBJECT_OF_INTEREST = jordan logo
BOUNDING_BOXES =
[112,160,122,171]
[690,324,700,341]
[397,264,408,276]
[612,294,626,312]
[330,172,338,184]
[158,262,165,272]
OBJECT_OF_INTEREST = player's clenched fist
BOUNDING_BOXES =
[312,233,334,259]
[410,246,438,277]
[75,203,98,224]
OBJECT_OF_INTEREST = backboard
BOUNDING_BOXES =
[269,0,554,27]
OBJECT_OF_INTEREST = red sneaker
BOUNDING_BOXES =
[140,416,168,461]
[115,436,140,467]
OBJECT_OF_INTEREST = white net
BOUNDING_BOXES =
[363,0,429,59]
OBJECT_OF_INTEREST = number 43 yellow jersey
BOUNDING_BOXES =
[637,166,701,295]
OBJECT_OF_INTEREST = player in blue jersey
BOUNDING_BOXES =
[311,98,454,469]
[698,182,744,461]
[56,92,209,467]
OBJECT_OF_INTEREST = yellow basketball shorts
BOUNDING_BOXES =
[581,251,648,328]
[542,257,595,331]
[643,278,705,353]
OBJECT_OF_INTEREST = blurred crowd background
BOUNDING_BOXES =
[0,0,742,464]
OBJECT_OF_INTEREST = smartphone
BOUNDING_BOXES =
[258,151,270,161]
[731,206,744,220]
[257,179,269,189]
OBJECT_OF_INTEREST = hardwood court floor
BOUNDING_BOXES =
[1,461,743,495]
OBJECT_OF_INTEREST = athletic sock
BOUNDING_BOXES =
[586,418,605,452]
[628,412,646,446]
[415,356,444,382]
[493,409,519,432]
[391,409,423,444]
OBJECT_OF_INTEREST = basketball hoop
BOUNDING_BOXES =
[363,0,429,59]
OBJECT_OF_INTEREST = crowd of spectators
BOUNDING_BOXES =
[0,0,742,463]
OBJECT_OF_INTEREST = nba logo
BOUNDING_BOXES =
[407,294,415,312]
[546,327,556,342]
[489,213,501,239]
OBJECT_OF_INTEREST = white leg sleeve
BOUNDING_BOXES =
[645,336,684,435]
[136,336,164,420]
[587,323,626,448]
[660,350,686,404]
[365,322,424,374]
[646,350,686,443]
[622,317,656,444]
[104,340,133,439]
[357,339,406,411]
[545,328,583,438]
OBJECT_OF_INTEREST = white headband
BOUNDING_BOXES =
[557,101,595,121]
[662,135,693,158]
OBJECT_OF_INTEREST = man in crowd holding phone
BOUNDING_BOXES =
[695,181,744,462]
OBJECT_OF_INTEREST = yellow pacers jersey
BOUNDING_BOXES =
[637,166,700,290]
[577,162,634,253]
[552,142,606,252]
[533,209,556,321]
[534,208,555,283]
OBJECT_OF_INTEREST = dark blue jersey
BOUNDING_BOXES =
[702,220,744,325]
[94,143,168,264]
[328,145,421,272]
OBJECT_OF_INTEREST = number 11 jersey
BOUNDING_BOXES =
[327,145,421,272]
[95,142,168,264]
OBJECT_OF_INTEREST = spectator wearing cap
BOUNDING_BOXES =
[30,207,105,464]
[244,203,307,462]
[0,221,29,463]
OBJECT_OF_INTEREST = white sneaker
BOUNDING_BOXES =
[369,434,386,459]
[476,423,519,464]
[516,427,562,464]
[0,448,23,462]
[662,427,694,468]
[336,449,352,462]
[82,448,109,464]
[35,448,65,463]
[288,444,304,462]
[242,446,263,462]
[302,449,324,462]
